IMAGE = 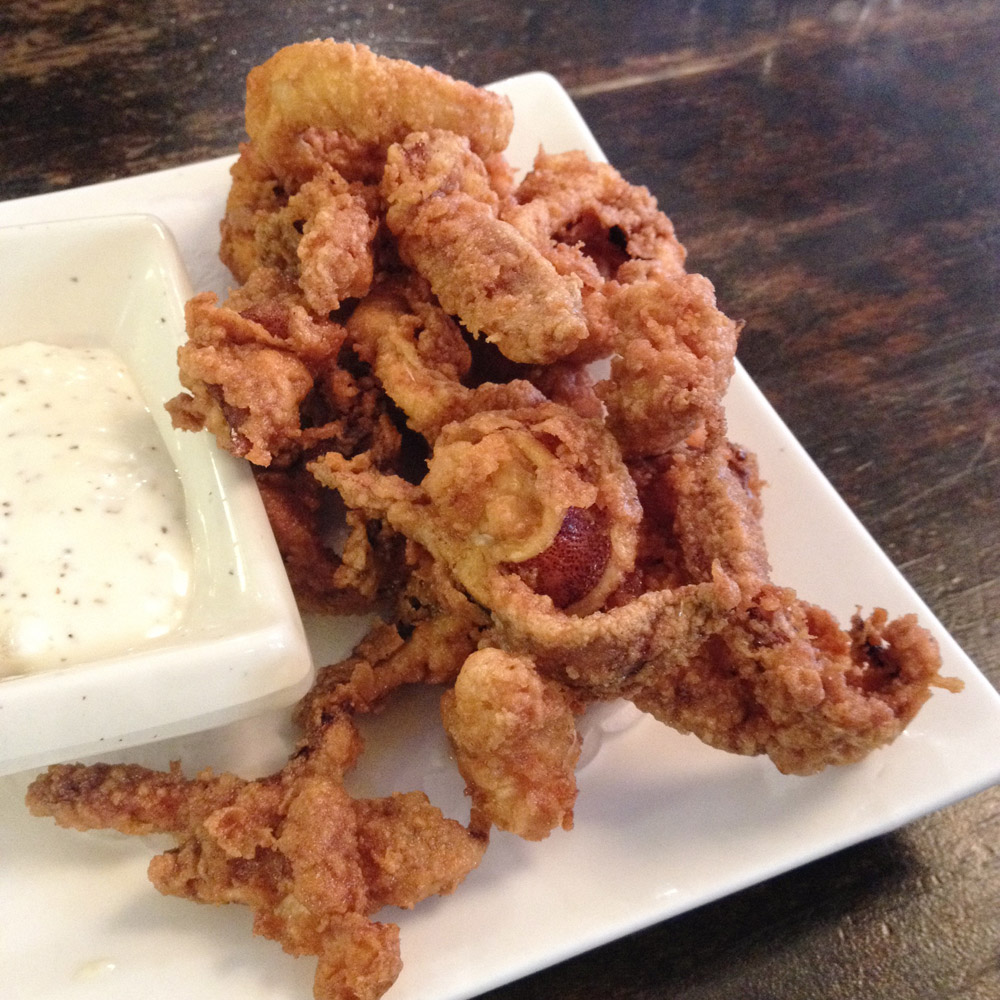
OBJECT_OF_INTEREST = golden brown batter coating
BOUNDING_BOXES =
[441,648,582,840]
[382,130,591,364]
[245,40,514,171]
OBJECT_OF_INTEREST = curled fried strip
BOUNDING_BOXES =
[347,275,545,441]
[508,150,686,273]
[310,401,641,619]
[629,597,959,775]
[246,40,514,171]
[382,131,590,364]
[296,604,489,729]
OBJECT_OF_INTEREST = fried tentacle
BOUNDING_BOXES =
[346,275,545,441]
[628,597,959,775]
[27,713,486,1000]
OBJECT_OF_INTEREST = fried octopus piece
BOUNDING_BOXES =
[609,441,962,774]
[296,560,491,727]
[245,40,514,174]
[382,130,590,364]
[166,269,346,466]
[500,150,739,452]
[597,263,740,458]
[629,594,961,775]
[441,648,583,841]
[346,274,546,441]
[26,713,487,1000]
[249,165,380,314]
[221,139,384,289]
[310,401,642,620]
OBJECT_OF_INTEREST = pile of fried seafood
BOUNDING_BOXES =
[26,40,961,1000]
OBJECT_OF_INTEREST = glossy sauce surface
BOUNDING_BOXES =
[0,341,190,676]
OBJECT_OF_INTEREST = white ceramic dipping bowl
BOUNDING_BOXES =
[0,215,313,775]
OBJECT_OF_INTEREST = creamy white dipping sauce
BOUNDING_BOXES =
[0,341,191,677]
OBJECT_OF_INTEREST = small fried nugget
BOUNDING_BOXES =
[441,648,582,840]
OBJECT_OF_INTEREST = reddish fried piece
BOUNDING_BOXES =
[311,400,642,620]
[26,713,487,1000]
[441,648,582,840]
[382,131,590,364]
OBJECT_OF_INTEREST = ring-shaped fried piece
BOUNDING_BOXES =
[246,40,514,172]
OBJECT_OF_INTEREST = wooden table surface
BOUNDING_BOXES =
[2,2,998,998]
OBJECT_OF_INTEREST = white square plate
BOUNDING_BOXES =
[0,72,998,1000]
[0,215,313,774]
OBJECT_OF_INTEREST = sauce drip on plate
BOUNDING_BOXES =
[0,341,190,676]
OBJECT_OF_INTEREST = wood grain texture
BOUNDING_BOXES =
[1,1,997,998]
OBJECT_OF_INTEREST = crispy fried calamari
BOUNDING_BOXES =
[310,400,642,619]
[629,596,958,775]
[166,268,348,466]
[255,465,405,612]
[35,38,963,1000]
[223,156,381,308]
[345,274,545,442]
[165,37,957,781]
[598,266,739,457]
[296,566,491,726]
[382,131,591,364]
[26,712,487,1000]
[441,648,582,841]
[245,40,514,171]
